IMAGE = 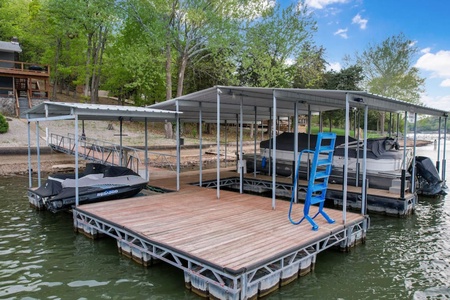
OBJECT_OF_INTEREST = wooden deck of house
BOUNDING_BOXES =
[73,169,368,299]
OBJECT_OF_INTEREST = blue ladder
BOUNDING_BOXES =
[288,132,337,231]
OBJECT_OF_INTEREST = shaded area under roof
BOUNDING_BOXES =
[26,101,179,122]
[149,86,448,122]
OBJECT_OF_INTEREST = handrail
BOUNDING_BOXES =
[14,90,19,117]
[48,133,176,174]
[0,59,50,76]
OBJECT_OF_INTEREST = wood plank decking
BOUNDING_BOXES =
[74,169,368,299]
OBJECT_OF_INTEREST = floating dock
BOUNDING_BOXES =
[73,170,368,299]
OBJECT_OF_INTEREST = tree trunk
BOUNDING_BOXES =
[165,41,172,100]
[176,53,188,97]
[51,38,62,101]
[380,112,385,135]
[84,33,93,98]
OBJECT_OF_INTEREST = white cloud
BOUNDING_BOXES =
[327,62,342,71]
[352,13,367,29]
[305,0,349,9]
[420,94,450,111]
[420,47,431,54]
[334,28,348,39]
[415,50,450,87]
[440,79,450,87]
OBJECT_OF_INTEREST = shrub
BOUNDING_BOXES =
[0,114,9,134]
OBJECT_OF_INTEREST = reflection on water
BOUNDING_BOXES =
[1,142,450,299]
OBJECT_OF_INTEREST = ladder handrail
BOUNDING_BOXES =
[288,132,337,231]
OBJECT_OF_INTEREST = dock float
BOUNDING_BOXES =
[73,172,368,299]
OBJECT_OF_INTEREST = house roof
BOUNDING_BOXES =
[149,86,448,122]
[25,101,179,122]
[0,41,22,53]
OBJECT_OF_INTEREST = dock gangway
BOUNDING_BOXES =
[47,133,176,176]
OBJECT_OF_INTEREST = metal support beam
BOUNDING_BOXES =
[27,121,32,188]
[294,101,299,203]
[36,121,41,187]
[216,88,221,199]
[144,118,148,181]
[176,101,181,191]
[75,115,79,207]
[272,90,277,209]
[199,102,203,185]
[239,96,244,193]
[361,105,368,215]
[411,113,418,193]
[343,94,350,224]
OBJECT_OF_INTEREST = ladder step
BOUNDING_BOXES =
[316,159,332,166]
[314,171,329,179]
[310,195,326,204]
[319,146,334,152]
[311,182,328,192]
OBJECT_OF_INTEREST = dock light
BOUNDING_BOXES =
[353,97,364,103]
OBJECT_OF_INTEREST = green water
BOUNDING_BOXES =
[1,145,449,299]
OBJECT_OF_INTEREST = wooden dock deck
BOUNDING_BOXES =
[74,170,368,299]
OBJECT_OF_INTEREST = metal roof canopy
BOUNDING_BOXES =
[26,101,179,122]
[149,86,448,122]
[26,101,183,205]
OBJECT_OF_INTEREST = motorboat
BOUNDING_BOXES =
[244,132,444,196]
[28,163,148,212]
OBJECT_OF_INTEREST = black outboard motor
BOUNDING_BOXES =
[410,156,445,196]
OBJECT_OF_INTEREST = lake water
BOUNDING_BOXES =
[0,144,449,299]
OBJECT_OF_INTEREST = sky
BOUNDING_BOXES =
[282,0,450,111]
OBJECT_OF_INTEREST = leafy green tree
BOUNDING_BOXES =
[291,42,327,89]
[356,33,425,134]
[238,2,316,87]
[320,65,364,131]
[47,0,119,103]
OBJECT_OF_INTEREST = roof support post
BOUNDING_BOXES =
[27,121,32,188]
[225,120,228,167]
[253,106,257,178]
[293,101,299,203]
[119,117,123,166]
[176,100,180,191]
[361,105,368,215]
[144,118,149,181]
[401,111,408,199]
[199,102,203,185]
[74,115,79,207]
[343,93,350,224]
[216,88,221,199]
[272,90,277,209]
[402,112,408,170]
[411,113,418,193]
[443,116,447,184]
[36,121,41,187]
[437,117,442,172]
[307,105,311,181]
[239,96,244,194]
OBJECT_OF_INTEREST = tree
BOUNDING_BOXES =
[238,2,316,87]
[356,33,425,134]
[321,65,364,131]
[291,42,327,88]
[48,0,119,103]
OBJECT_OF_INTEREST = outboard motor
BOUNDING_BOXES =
[409,156,445,196]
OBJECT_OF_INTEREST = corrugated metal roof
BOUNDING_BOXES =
[149,86,448,122]
[26,101,179,122]
[0,41,22,53]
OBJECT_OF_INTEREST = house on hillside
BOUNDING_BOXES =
[0,38,50,117]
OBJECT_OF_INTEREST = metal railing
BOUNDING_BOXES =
[48,133,176,175]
